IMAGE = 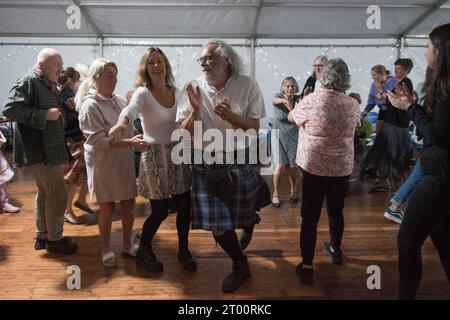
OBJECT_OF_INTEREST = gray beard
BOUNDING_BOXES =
[205,70,228,87]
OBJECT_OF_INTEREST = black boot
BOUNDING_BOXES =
[222,256,250,293]
[295,263,314,284]
[177,248,197,271]
[136,244,163,272]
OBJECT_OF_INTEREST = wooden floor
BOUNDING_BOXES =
[0,167,449,300]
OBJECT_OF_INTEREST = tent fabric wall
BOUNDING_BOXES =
[0,43,98,104]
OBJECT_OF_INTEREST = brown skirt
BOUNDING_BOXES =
[61,139,87,185]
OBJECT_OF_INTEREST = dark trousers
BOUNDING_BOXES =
[141,191,191,251]
[398,175,450,299]
[300,169,350,265]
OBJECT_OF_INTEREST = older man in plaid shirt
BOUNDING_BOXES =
[2,48,78,255]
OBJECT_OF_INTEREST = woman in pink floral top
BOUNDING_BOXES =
[288,58,360,284]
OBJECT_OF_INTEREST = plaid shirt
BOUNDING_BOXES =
[1,69,70,167]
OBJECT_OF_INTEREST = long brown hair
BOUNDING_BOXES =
[134,47,175,90]
[427,23,450,111]
[422,67,434,113]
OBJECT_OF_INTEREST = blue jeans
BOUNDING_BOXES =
[391,159,423,207]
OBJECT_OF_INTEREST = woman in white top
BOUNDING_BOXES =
[77,58,150,267]
[109,48,194,272]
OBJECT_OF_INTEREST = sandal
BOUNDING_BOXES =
[272,195,280,208]
[102,251,118,267]
[64,213,84,225]
[122,243,139,258]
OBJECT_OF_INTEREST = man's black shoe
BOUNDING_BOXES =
[222,256,250,293]
[46,237,78,255]
[34,238,48,250]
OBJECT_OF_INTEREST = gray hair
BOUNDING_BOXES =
[314,55,328,65]
[280,76,299,93]
[202,39,244,77]
[319,58,351,92]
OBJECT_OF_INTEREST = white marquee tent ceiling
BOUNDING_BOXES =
[0,0,448,118]
[0,0,449,39]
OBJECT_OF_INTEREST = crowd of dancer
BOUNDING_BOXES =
[1,23,449,299]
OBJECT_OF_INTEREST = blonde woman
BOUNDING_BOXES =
[362,64,397,134]
[76,58,150,267]
[109,48,195,272]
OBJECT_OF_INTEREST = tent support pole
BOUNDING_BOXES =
[396,37,403,60]
[250,38,256,78]
[99,37,104,57]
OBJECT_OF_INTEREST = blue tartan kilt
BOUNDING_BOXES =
[191,163,271,231]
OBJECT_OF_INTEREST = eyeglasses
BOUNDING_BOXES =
[197,54,220,64]
[313,64,324,68]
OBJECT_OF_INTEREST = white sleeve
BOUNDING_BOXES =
[120,88,144,123]
[245,77,266,119]
[175,82,193,123]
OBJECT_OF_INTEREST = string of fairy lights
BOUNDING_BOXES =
[0,45,38,63]
[257,45,426,82]
[0,42,426,80]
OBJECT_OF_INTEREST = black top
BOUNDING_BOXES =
[384,78,413,128]
[59,87,83,139]
[409,96,450,180]
[300,75,317,99]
